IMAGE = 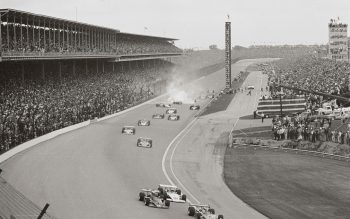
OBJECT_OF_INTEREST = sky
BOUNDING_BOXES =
[1,0,350,49]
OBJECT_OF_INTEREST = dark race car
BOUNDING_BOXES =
[152,114,165,119]
[173,101,183,105]
[138,119,151,126]
[188,204,224,219]
[139,189,171,209]
[137,137,152,148]
[168,115,180,121]
[166,108,177,114]
[121,126,136,135]
[189,105,200,110]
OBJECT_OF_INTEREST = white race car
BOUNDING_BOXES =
[137,137,152,148]
[188,204,224,219]
[152,114,165,119]
[190,105,200,110]
[166,108,177,114]
[121,126,135,135]
[138,119,151,126]
[158,184,186,203]
[168,115,180,121]
[156,103,172,108]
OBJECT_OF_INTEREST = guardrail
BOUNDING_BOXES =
[231,142,350,162]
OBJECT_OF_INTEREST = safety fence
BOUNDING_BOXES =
[231,142,350,162]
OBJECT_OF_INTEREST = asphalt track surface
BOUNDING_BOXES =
[0,59,273,219]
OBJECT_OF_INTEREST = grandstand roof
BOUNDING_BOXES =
[0,8,178,41]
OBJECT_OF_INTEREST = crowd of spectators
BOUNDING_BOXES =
[272,113,350,145]
[260,55,350,145]
[1,23,182,56]
[266,55,350,95]
[0,61,173,153]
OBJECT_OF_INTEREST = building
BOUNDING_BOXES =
[328,18,348,61]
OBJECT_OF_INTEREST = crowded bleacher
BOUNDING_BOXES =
[0,61,173,152]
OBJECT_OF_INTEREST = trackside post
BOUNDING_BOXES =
[37,203,50,219]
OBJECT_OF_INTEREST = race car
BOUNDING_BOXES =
[247,85,255,90]
[188,204,224,219]
[166,108,177,114]
[173,101,183,105]
[158,184,186,203]
[190,105,200,110]
[206,94,215,99]
[121,126,135,135]
[137,137,152,148]
[139,189,170,209]
[156,103,172,108]
[168,115,180,121]
[138,119,151,126]
[152,113,165,119]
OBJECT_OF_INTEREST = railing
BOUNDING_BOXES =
[1,51,182,57]
[231,142,350,162]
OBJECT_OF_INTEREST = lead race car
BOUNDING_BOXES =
[158,184,186,203]
[188,204,224,219]
[190,105,200,110]
[139,189,170,209]
[138,119,150,126]
[137,137,152,148]
[121,126,135,135]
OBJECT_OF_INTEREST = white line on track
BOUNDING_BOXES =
[161,118,199,204]
[169,119,200,204]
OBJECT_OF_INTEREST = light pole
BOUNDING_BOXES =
[276,90,284,117]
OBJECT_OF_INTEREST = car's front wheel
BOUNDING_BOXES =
[165,200,170,207]
[188,206,195,216]
[145,198,150,206]
[139,192,145,201]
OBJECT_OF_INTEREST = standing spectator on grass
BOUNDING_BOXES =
[261,113,265,123]
[338,131,342,144]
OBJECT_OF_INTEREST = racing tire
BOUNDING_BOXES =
[188,206,195,216]
[176,189,181,195]
[139,192,145,201]
[218,215,224,219]
[181,194,187,201]
[145,198,150,206]
[196,213,202,219]
[165,200,170,207]
[209,208,215,214]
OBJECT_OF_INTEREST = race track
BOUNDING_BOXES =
[0,59,272,219]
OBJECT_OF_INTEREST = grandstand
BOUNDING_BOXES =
[0,8,181,62]
[0,8,182,154]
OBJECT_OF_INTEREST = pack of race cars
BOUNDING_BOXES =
[122,102,196,146]
[121,99,224,218]
[138,184,224,218]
